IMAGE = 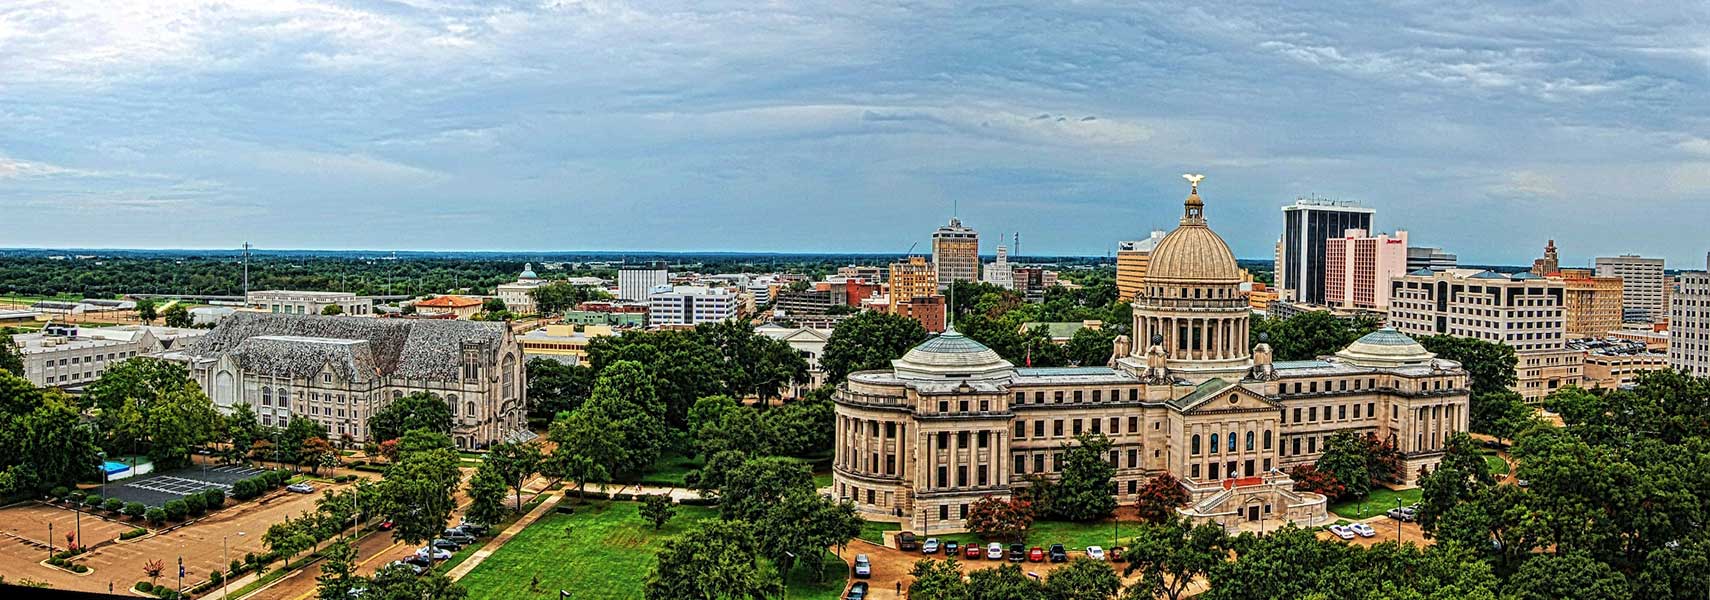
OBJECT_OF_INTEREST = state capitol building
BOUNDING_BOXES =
[832,177,1472,534]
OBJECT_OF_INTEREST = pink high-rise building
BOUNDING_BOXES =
[1325,229,1409,310]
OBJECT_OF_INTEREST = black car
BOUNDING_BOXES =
[943,541,959,556]
[457,521,488,535]
[403,555,431,567]
[431,539,462,551]
[846,582,869,600]
[897,531,918,551]
[1048,543,1068,562]
[1008,544,1026,562]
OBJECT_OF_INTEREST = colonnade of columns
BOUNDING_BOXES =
[1135,313,1251,361]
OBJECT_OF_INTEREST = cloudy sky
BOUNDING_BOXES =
[3,1,1707,264]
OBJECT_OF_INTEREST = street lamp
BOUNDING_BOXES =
[99,451,108,498]
[781,551,796,600]
[223,531,245,600]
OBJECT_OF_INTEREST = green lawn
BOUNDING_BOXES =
[785,550,851,600]
[1484,454,1510,476]
[458,501,721,600]
[858,520,900,545]
[813,472,833,489]
[635,453,702,486]
[435,495,548,574]
[1329,487,1423,520]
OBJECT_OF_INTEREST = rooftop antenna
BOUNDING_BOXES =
[242,242,251,300]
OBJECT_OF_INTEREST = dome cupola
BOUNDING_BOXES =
[892,326,1013,380]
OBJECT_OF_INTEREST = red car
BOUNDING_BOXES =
[1028,547,1045,562]
[963,544,982,560]
[379,521,395,530]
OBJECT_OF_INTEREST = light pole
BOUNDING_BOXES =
[99,451,108,498]
[782,551,796,600]
[223,531,244,600]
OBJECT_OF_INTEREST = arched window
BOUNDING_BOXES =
[279,388,291,409]
[1263,430,1273,450]
[447,394,459,417]
[1209,433,1218,454]
[1191,435,1201,455]
[261,387,272,407]
[215,371,235,406]
[502,354,517,399]
[392,390,403,400]
[466,401,477,418]
[1228,432,1238,452]
[1245,431,1254,451]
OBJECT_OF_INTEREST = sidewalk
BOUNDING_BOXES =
[445,493,562,581]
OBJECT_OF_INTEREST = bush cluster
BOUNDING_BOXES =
[230,470,292,500]
[119,527,149,541]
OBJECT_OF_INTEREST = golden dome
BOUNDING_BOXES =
[1144,179,1241,284]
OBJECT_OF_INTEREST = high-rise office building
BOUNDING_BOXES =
[1389,269,1581,404]
[1595,255,1667,323]
[1115,230,1167,301]
[1553,268,1624,339]
[1530,240,1559,276]
[647,285,739,326]
[1323,229,1408,311]
[931,218,979,287]
[1406,247,1458,273]
[888,256,938,312]
[618,261,669,302]
[1668,252,1710,376]
[1278,199,1374,305]
[982,245,1014,289]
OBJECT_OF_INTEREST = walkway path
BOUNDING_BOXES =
[445,493,562,581]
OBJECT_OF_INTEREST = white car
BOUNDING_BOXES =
[1085,546,1106,561]
[853,554,871,578]
[416,546,452,560]
[1349,523,1377,538]
[1328,525,1356,540]
[986,542,1004,560]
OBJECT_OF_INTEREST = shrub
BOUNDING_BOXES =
[209,570,223,584]
[163,499,188,521]
[145,507,167,525]
[68,490,85,503]
[104,498,125,512]
[73,563,89,573]
[50,486,69,499]
[183,494,207,515]
[84,494,103,507]
[231,479,256,500]
[229,559,243,576]
[202,489,225,507]
[243,552,256,565]
[125,502,146,518]
[136,582,153,593]
[119,527,149,541]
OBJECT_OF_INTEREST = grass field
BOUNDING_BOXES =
[1329,486,1423,520]
[858,520,900,545]
[634,453,702,486]
[459,500,847,600]
[1484,454,1509,476]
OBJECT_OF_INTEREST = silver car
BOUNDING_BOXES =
[853,554,871,578]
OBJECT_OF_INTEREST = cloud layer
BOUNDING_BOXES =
[3,0,1707,264]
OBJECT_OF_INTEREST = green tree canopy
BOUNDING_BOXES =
[1050,433,1117,522]
[85,358,222,464]
[0,372,101,495]
[821,311,928,383]
[1249,311,1380,361]
[644,519,782,600]
[366,392,453,443]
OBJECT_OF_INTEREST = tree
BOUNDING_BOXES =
[967,563,1045,600]
[0,336,20,378]
[908,559,970,600]
[1416,433,1492,534]
[1287,464,1345,500]
[718,456,815,523]
[1065,326,1119,367]
[314,541,359,600]
[482,297,507,313]
[1314,431,1374,500]
[320,304,343,315]
[576,360,668,477]
[1507,553,1630,600]
[1045,558,1120,600]
[369,562,468,600]
[1051,433,1116,522]
[696,320,809,401]
[1124,517,1227,600]
[1475,389,1535,444]
[821,311,928,383]
[762,394,836,457]
[528,282,610,315]
[484,441,541,511]
[965,495,1035,543]
[543,409,617,499]
[366,392,453,443]
[136,298,158,324]
[301,437,336,475]
[640,494,676,530]
[225,403,263,464]
[84,358,222,465]
[143,559,165,586]
[525,358,595,419]
[586,329,730,428]
[0,373,100,496]
[644,519,781,600]
[691,395,767,459]
[379,430,461,546]
[264,516,314,561]
[1248,312,1379,361]
[1133,473,1191,524]
[465,464,508,529]
[162,303,193,328]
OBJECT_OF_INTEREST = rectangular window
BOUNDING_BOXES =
[977,465,988,486]
[1073,390,1083,402]
[957,432,969,448]
[957,466,967,487]
[1353,404,1361,418]
[1292,437,1301,455]
[1338,405,1346,420]
[1293,407,1302,423]
[1309,407,1318,421]
[1035,421,1045,437]
[1308,437,1318,453]
[1127,449,1137,468]
[1034,454,1045,473]
[937,432,949,448]
[959,400,969,412]
[1209,463,1220,479]
[1128,417,1139,433]
[1072,419,1083,435]
[937,466,947,487]
[1035,392,1045,403]
[1015,392,1025,404]
[1054,391,1064,403]
[978,431,989,448]
[1191,463,1201,478]
[1129,389,1138,401]
[1369,402,1376,418]
[1053,420,1064,436]
[1092,390,1102,402]
[1091,419,1102,434]
[940,505,949,520]
[1015,455,1026,474]
[1015,422,1026,438]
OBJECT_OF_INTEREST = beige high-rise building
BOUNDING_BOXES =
[1668,254,1710,377]
[1116,230,1167,301]
[1596,254,1666,323]
[1553,268,1624,339]
[1389,269,1582,404]
[932,218,979,288]
[888,256,938,312]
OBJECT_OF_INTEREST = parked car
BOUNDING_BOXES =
[386,561,425,575]
[845,582,869,600]
[1007,544,1026,562]
[416,547,452,561]
[1027,547,1044,562]
[456,521,488,535]
[1328,525,1356,540]
[1516,479,1530,488]
[402,555,431,567]
[944,541,959,556]
[446,533,477,545]
[897,531,918,551]
[1109,546,1126,563]
[1048,543,1068,562]
[1386,507,1417,522]
[1349,523,1377,538]
[986,542,1004,560]
[1086,546,1107,561]
[853,554,872,578]
[431,539,462,551]
[964,543,983,560]
[922,538,940,554]
[379,521,395,531]
[286,482,315,494]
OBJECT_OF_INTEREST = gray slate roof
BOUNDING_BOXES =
[189,313,507,382]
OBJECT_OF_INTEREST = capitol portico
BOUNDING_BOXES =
[832,175,1471,534]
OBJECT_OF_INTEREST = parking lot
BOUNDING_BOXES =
[102,465,270,508]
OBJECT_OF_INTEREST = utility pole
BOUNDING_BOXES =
[242,242,251,301]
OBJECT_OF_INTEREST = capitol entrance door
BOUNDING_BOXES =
[1247,505,1260,522]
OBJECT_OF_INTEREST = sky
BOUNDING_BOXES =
[2,1,1708,265]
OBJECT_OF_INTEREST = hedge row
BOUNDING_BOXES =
[119,527,149,541]
[231,470,292,500]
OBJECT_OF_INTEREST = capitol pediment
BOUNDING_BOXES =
[1168,378,1280,414]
